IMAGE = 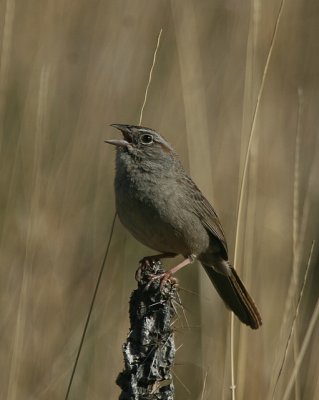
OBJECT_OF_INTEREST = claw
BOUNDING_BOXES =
[145,273,164,290]
[145,272,178,291]
[136,253,193,287]
[135,256,159,282]
[160,272,172,291]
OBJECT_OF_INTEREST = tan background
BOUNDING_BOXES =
[1,0,319,399]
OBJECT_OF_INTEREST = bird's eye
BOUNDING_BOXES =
[140,133,153,145]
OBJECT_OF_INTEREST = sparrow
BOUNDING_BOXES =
[105,124,262,329]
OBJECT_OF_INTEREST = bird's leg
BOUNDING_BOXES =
[136,252,177,281]
[169,254,197,275]
[146,255,197,290]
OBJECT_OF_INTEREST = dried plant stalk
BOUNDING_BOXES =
[117,260,177,400]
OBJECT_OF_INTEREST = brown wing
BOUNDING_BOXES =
[182,175,228,259]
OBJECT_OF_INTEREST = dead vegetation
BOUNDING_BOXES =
[0,1,319,399]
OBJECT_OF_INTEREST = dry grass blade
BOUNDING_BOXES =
[233,0,287,267]
[292,88,303,400]
[7,64,49,400]
[0,0,15,153]
[230,313,236,399]
[172,369,191,395]
[278,88,304,346]
[139,28,163,125]
[175,343,184,353]
[282,294,319,400]
[272,240,315,399]
[201,369,208,400]
[231,0,286,398]
[64,214,117,400]
[293,88,303,270]
[171,295,189,329]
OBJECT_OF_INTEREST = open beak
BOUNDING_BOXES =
[104,124,132,147]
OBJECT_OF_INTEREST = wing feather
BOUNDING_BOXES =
[181,175,228,258]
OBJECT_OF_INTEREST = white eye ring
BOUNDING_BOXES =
[140,133,154,145]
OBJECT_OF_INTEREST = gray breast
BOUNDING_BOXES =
[114,165,210,256]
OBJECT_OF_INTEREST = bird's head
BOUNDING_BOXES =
[105,124,177,169]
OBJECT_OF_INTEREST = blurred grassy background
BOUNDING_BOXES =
[1,0,319,399]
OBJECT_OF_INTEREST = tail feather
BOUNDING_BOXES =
[202,264,262,329]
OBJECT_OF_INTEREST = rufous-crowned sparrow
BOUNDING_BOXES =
[105,124,262,329]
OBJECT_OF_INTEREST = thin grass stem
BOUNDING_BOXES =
[282,293,319,400]
[201,369,208,400]
[139,28,163,125]
[231,1,286,398]
[272,241,315,399]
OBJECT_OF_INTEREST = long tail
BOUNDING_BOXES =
[202,263,262,329]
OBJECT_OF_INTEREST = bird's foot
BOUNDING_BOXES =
[137,254,195,290]
[136,253,177,282]
[135,256,158,282]
[145,271,178,291]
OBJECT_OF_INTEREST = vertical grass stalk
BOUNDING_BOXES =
[272,241,315,399]
[139,28,163,125]
[231,1,286,398]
